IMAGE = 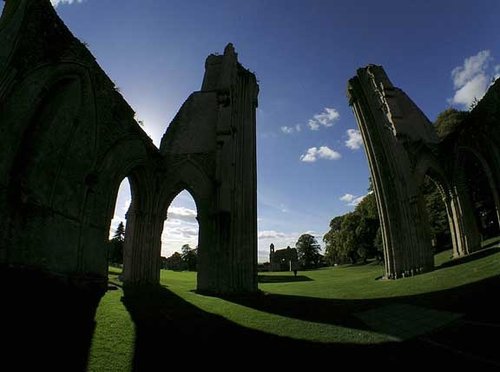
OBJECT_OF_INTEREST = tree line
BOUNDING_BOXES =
[323,176,451,266]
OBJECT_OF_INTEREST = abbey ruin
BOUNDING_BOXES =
[1,0,499,301]
[0,0,258,294]
[349,65,500,279]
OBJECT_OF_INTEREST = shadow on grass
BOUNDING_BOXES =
[258,274,313,283]
[121,273,500,370]
[223,275,500,328]
[120,285,382,369]
[0,266,104,372]
[437,247,500,269]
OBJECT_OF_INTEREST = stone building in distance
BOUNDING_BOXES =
[269,244,298,271]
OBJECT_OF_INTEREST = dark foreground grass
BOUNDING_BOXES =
[88,248,500,370]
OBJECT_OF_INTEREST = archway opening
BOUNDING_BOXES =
[161,190,199,281]
[108,178,132,278]
[461,151,500,241]
[421,175,453,259]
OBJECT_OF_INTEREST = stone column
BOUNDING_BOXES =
[122,205,163,285]
[347,65,435,279]
[450,172,481,255]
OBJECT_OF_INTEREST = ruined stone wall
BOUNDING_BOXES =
[348,65,499,278]
[160,44,259,293]
[348,66,435,278]
[0,0,159,288]
[0,0,259,294]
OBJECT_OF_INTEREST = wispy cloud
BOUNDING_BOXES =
[281,124,301,135]
[345,129,363,150]
[308,107,340,130]
[300,146,341,162]
[167,206,197,222]
[51,0,84,7]
[340,192,371,206]
[258,230,288,239]
[449,50,498,109]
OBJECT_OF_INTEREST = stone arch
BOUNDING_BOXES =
[154,44,259,294]
[4,69,98,276]
[1,0,259,296]
[348,65,500,279]
[414,155,465,257]
[160,159,215,292]
[348,66,436,278]
[455,146,500,240]
[91,136,159,284]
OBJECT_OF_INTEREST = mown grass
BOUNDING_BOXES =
[88,247,500,371]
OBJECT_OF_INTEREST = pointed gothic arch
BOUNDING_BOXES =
[348,65,500,279]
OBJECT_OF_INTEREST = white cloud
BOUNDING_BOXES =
[258,230,287,239]
[340,193,355,203]
[308,119,320,131]
[167,206,197,222]
[451,75,489,107]
[281,124,301,134]
[345,129,363,150]
[449,50,497,108]
[340,192,372,206]
[300,146,341,162]
[51,0,84,7]
[163,225,198,239]
[451,50,491,89]
[308,107,340,130]
[121,198,131,213]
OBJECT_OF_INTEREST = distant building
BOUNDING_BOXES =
[269,244,298,271]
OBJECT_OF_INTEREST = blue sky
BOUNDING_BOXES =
[5,0,499,262]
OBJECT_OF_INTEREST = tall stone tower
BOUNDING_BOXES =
[347,65,436,278]
[160,44,259,293]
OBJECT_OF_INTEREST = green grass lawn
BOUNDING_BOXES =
[88,248,500,371]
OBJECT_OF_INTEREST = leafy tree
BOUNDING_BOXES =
[181,244,197,271]
[323,216,344,265]
[434,108,468,139]
[354,193,379,262]
[422,177,451,252]
[108,222,125,265]
[165,252,184,271]
[323,184,381,265]
[296,234,321,269]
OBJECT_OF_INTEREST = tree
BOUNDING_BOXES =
[434,108,468,139]
[181,244,197,271]
[422,177,451,252]
[113,221,125,241]
[323,182,381,265]
[165,252,184,271]
[296,234,321,269]
[108,222,125,265]
[354,193,379,262]
[323,216,345,265]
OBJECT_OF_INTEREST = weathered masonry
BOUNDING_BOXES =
[348,65,500,279]
[0,0,258,294]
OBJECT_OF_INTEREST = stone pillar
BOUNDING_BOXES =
[347,65,435,279]
[450,171,481,255]
[160,44,258,294]
[122,204,163,285]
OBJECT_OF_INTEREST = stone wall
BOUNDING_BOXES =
[348,65,500,279]
[0,0,259,294]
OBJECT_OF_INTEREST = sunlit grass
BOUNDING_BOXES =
[88,247,500,370]
[87,290,135,372]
